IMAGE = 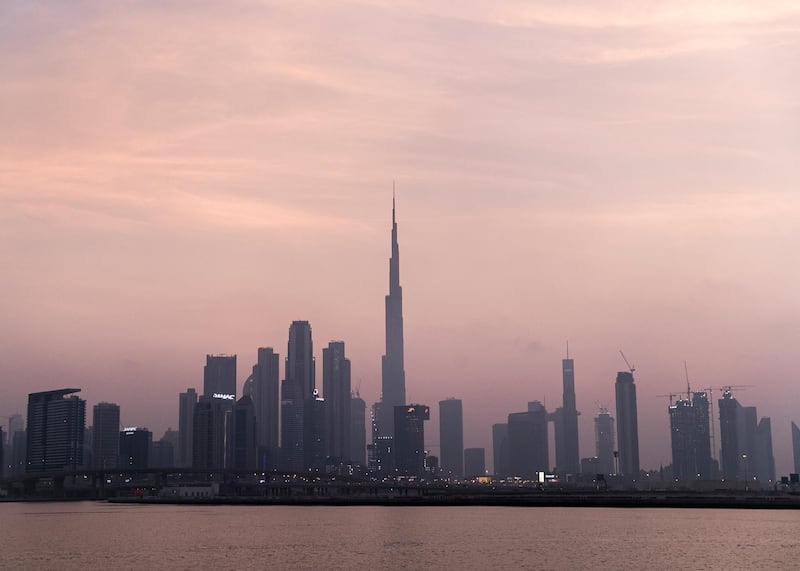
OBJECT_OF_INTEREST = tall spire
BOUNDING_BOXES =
[379,187,406,437]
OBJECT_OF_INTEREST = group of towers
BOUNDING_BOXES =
[0,196,790,486]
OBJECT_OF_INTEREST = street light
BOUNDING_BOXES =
[742,454,749,492]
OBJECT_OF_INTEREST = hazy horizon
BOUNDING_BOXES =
[2,1,798,475]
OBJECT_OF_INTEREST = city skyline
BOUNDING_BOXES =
[2,1,799,475]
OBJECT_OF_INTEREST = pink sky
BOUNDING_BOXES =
[1,1,799,473]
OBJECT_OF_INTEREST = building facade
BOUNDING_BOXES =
[439,398,464,478]
[26,389,86,473]
[614,372,640,478]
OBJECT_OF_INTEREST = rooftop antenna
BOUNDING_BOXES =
[566,340,570,359]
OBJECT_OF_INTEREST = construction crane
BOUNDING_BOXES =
[619,350,635,374]
[656,393,681,406]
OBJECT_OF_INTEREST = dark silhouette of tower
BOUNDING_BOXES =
[507,402,549,479]
[92,402,120,470]
[323,341,351,462]
[718,390,740,479]
[614,372,640,478]
[281,321,315,471]
[792,421,800,475]
[350,393,367,466]
[178,388,197,468]
[464,448,486,479]
[552,353,580,476]
[193,396,226,470]
[668,392,713,483]
[26,389,86,473]
[203,355,237,403]
[594,407,615,475]
[439,398,464,478]
[233,395,257,471]
[378,195,406,438]
[251,347,280,470]
[394,404,429,477]
[492,423,509,478]
[119,427,151,469]
[755,417,775,483]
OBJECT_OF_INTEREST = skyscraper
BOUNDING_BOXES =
[323,341,351,462]
[595,408,615,475]
[304,391,326,472]
[193,396,226,470]
[203,355,237,403]
[119,427,152,469]
[464,448,486,479]
[755,417,775,483]
[507,402,549,479]
[439,398,464,478]
[492,423,509,477]
[394,404,429,477]
[379,196,406,438]
[281,321,315,472]
[718,390,740,479]
[92,402,120,470]
[792,421,800,475]
[178,388,197,468]
[614,372,640,478]
[233,395,257,471]
[552,355,580,476]
[668,392,713,483]
[350,393,367,466]
[26,389,86,473]
[251,347,280,469]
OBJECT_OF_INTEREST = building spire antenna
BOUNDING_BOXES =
[566,340,570,359]
[392,181,396,224]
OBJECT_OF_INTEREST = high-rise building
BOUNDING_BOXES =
[718,390,772,482]
[594,408,615,475]
[394,404,429,477]
[553,355,580,476]
[287,321,315,399]
[668,392,714,483]
[492,423,509,477]
[304,391,326,472]
[614,372,640,478]
[755,417,775,483]
[203,355,237,404]
[464,448,486,479]
[119,427,152,469]
[0,427,4,478]
[26,389,86,473]
[439,398,463,478]
[281,321,314,472]
[251,347,280,470]
[10,429,26,477]
[792,421,800,475]
[323,341,351,462]
[718,390,741,479]
[193,396,226,470]
[151,430,177,468]
[178,388,197,468]
[378,196,406,439]
[350,394,367,466]
[92,402,120,470]
[507,402,549,479]
[233,395,257,471]
[692,392,713,478]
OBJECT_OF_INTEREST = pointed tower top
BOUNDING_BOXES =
[566,340,570,359]
[392,181,396,224]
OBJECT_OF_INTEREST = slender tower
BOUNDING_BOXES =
[378,192,406,437]
[558,346,580,476]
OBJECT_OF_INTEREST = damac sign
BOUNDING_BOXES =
[213,393,235,400]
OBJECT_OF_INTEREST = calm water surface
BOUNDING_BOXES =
[1,502,798,570]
